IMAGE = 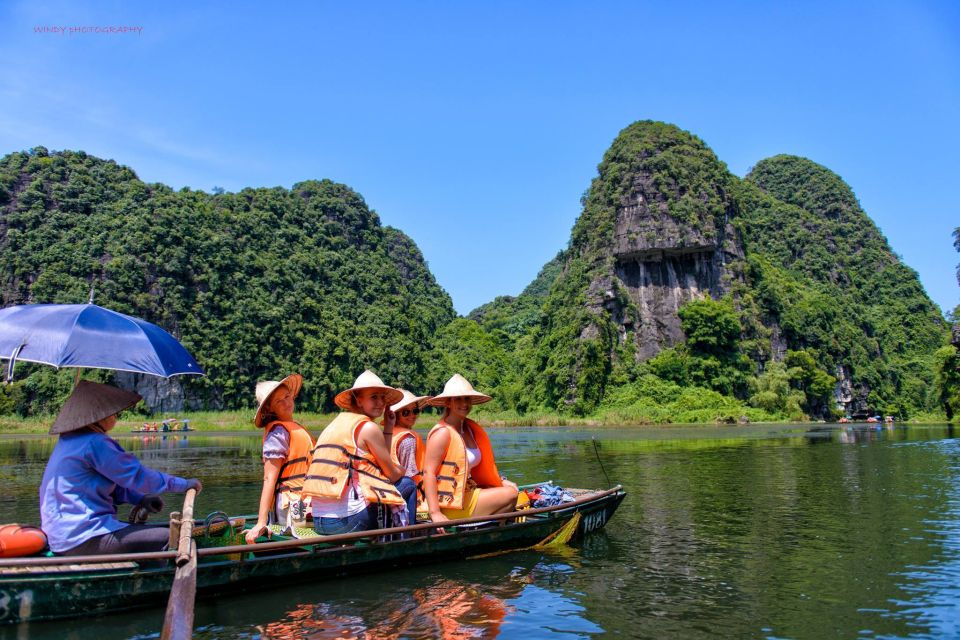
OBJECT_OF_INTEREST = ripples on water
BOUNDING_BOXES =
[2,424,959,639]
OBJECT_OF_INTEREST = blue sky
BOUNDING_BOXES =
[1,1,958,316]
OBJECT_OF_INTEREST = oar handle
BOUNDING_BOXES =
[175,488,197,567]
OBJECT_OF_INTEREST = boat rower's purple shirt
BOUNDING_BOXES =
[39,430,190,553]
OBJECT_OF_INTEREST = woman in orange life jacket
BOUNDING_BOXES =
[422,374,518,527]
[386,388,431,524]
[303,370,415,535]
[245,374,315,544]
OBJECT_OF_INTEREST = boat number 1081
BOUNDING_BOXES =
[582,510,606,533]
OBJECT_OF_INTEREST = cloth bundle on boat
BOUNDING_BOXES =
[525,482,575,508]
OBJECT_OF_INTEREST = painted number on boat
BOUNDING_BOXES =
[582,510,606,534]
[0,589,33,623]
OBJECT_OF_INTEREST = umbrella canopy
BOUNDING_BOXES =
[0,303,204,380]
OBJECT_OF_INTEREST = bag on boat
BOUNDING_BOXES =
[195,512,245,561]
[525,482,575,508]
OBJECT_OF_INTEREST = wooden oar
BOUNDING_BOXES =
[161,488,198,640]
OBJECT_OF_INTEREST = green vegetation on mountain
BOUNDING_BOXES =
[0,123,949,423]
[0,147,455,413]
[932,227,960,421]
[740,156,945,416]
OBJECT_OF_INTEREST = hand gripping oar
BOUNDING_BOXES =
[161,488,198,640]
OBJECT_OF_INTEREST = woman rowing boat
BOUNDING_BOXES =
[38,381,202,555]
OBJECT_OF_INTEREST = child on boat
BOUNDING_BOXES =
[246,373,315,544]
[39,381,202,555]
[303,370,415,535]
[386,389,431,524]
[422,374,518,526]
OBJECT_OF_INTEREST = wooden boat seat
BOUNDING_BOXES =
[0,561,139,575]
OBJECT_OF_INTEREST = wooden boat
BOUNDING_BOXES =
[0,485,625,625]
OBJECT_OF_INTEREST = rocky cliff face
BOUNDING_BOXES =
[572,121,746,361]
[606,167,744,359]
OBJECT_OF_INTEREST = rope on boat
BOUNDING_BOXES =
[468,511,583,559]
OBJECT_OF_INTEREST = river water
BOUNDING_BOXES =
[2,423,959,639]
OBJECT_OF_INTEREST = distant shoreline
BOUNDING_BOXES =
[0,410,947,435]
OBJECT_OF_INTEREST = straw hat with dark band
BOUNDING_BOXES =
[254,373,303,428]
[390,389,432,413]
[50,381,142,435]
[427,374,492,406]
[334,370,403,410]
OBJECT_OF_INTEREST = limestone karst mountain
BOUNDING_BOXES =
[472,121,945,418]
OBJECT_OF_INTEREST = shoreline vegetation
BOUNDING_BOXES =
[0,409,947,436]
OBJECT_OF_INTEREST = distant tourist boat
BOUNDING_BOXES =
[0,485,625,625]
[133,418,192,433]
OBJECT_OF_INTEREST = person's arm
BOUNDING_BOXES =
[246,458,283,544]
[89,436,191,495]
[381,408,396,449]
[113,485,146,506]
[422,428,450,524]
[357,422,403,482]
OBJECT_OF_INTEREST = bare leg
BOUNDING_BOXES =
[473,485,519,516]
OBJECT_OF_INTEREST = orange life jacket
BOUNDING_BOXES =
[424,418,502,510]
[263,421,314,498]
[302,412,405,507]
[390,427,425,499]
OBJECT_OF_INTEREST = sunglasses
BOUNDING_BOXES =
[399,408,421,417]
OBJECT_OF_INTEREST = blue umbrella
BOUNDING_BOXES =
[0,303,204,381]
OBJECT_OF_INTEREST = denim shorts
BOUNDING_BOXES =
[314,508,373,536]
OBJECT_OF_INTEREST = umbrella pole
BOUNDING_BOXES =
[73,369,81,387]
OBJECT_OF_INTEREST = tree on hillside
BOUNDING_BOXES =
[954,226,960,287]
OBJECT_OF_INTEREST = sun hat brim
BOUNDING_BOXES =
[254,374,303,428]
[50,381,142,435]
[426,391,492,407]
[335,386,404,410]
[391,394,432,413]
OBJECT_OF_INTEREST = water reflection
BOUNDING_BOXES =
[3,424,960,639]
[253,578,519,639]
[186,559,597,640]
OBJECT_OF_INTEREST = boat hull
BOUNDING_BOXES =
[0,488,625,625]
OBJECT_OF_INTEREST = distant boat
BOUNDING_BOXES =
[132,419,192,433]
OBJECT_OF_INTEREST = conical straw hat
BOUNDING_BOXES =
[50,380,142,435]
[390,389,432,413]
[427,374,492,406]
[254,373,303,428]
[335,370,403,410]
